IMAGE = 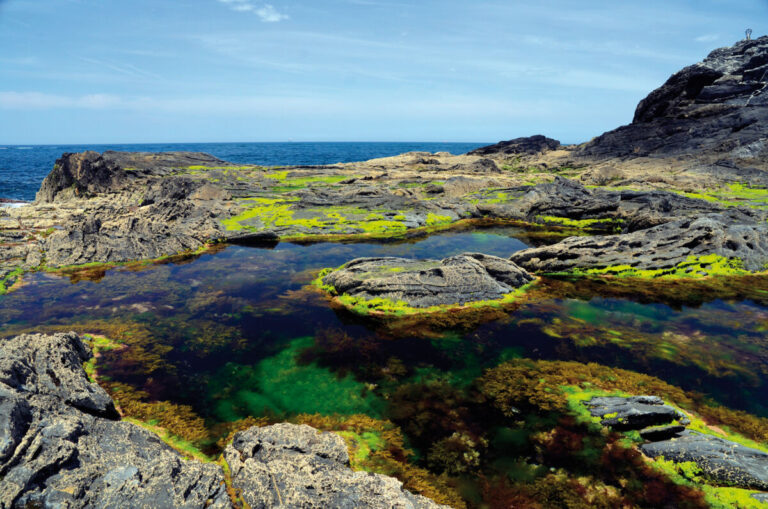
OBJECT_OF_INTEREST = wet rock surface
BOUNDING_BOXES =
[322,253,534,308]
[225,424,445,509]
[0,332,446,508]
[583,396,683,430]
[641,430,768,490]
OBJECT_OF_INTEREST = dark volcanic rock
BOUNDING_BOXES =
[322,253,534,308]
[513,176,619,220]
[36,152,127,203]
[0,332,230,508]
[510,210,768,273]
[225,424,445,508]
[583,396,681,430]
[469,135,561,157]
[579,36,768,162]
[641,430,768,490]
[0,332,446,508]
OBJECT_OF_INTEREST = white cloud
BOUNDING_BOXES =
[216,0,287,22]
[256,4,288,22]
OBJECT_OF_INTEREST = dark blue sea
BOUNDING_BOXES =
[0,142,488,202]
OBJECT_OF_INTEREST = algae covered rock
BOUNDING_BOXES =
[641,430,768,490]
[510,210,768,275]
[321,252,534,309]
[225,423,446,509]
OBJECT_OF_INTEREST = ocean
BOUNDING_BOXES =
[0,142,487,202]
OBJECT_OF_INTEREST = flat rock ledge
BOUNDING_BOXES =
[586,396,768,492]
[0,332,445,509]
[321,253,534,309]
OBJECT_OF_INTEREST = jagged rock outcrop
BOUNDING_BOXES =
[36,151,128,203]
[0,332,446,508]
[641,430,768,490]
[225,424,445,508]
[322,253,534,308]
[0,332,230,508]
[578,36,768,163]
[102,150,230,174]
[510,209,768,273]
[468,135,561,157]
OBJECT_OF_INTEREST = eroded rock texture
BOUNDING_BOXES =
[510,209,768,273]
[0,332,230,508]
[322,253,534,308]
[225,424,445,509]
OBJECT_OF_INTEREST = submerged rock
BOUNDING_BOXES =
[641,430,768,490]
[0,332,446,508]
[511,209,768,274]
[583,395,682,430]
[322,253,534,309]
[225,424,445,508]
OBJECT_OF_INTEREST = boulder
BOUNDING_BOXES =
[225,424,445,508]
[322,253,534,308]
[583,396,682,431]
[641,430,768,490]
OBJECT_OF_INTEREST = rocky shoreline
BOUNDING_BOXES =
[1,36,768,509]
[0,332,445,508]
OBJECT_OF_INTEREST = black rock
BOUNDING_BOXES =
[469,135,561,157]
[578,36,768,162]
[36,152,127,203]
[641,430,768,490]
[583,396,680,430]
[639,425,687,441]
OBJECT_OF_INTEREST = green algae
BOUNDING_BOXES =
[567,254,752,279]
[209,336,385,421]
[535,215,623,232]
[124,417,214,463]
[0,267,24,295]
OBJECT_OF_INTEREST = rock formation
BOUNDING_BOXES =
[322,253,534,308]
[578,36,768,165]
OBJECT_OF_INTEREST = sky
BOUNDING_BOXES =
[0,0,766,144]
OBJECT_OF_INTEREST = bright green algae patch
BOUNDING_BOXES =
[565,254,753,279]
[208,337,385,421]
[535,215,624,232]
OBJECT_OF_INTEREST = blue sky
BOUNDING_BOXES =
[0,0,766,144]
